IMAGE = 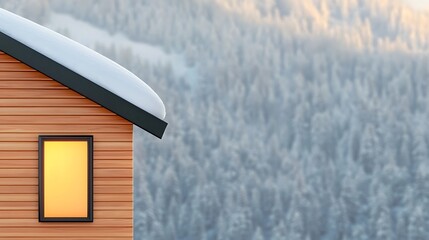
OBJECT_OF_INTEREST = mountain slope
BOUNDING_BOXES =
[1,0,429,239]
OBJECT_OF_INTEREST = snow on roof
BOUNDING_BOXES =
[0,8,166,120]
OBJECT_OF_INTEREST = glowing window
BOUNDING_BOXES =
[39,136,93,222]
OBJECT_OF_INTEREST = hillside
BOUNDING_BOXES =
[1,0,429,239]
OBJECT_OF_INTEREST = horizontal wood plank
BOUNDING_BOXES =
[94,178,133,186]
[0,178,37,186]
[0,54,20,63]
[98,194,134,202]
[0,125,132,133]
[0,98,101,107]
[93,160,133,169]
[0,116,128,125]
[0,71,50,80]
[0,81,64,89]
[0,227,132,237]
[0,186,35,193]
[94,169,133,178]
[0,133,132,142]
[0,63,36,72]
[0,89,84,98]
[97,201,133,210]
[0,219,132,227]
[0,107,115,116]
[0,202,36,210]
[0,169,37,178]
[0,194,37,201]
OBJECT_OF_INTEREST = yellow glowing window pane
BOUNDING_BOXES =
[43,141,89,218]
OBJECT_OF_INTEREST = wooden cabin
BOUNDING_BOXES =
[0,9,167,239]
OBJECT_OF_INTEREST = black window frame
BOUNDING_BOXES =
[38,135,93,222]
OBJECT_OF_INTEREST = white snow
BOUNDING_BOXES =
[0,8,166,120]
[45,13,190,77]
[402,0,429,10]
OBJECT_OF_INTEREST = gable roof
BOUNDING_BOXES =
[0,8,167,139]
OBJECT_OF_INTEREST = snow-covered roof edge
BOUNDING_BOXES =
[0,8,166,121]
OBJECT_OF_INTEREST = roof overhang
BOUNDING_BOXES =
[0,31,167,138]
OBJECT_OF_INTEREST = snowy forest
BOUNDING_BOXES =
[1,0,429,239]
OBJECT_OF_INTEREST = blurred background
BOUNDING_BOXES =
[1,0,429,239]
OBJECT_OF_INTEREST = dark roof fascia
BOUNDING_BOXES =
[0,31,167,139]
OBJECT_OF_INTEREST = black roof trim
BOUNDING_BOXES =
[0,32,167,138]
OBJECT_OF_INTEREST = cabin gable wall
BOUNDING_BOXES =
[0,51,133,239]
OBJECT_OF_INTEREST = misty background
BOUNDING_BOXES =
[1,0,429,239]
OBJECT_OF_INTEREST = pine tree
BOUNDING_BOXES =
[375,207,393,240]
[177,204,190,239]
[253,227,264,240]
[408,204,427,240]
[268,189,283,229]
[411,131,428,177]
[190,211,204,240]
[287,211,304,240]
[351,224,369,240]
[359,124,379,174]
[135,183,155,239]
[151,220,165,240]
[165,216,177,240]
[272,220,287,240]
[217,214,228,240]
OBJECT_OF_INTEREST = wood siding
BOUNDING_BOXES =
[0,51,133,239]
